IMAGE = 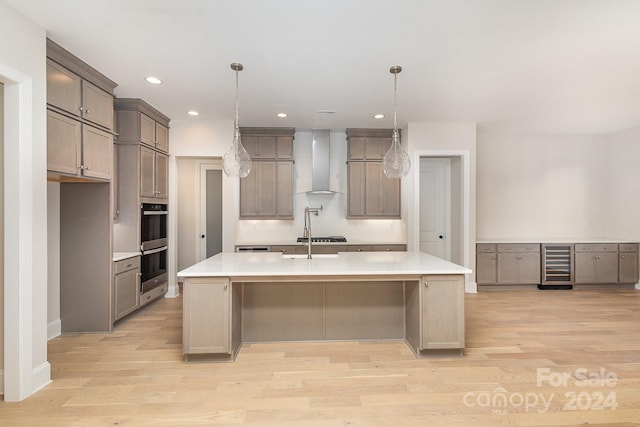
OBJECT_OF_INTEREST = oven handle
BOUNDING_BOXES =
[142,210,168,215]
[141,245,168,255]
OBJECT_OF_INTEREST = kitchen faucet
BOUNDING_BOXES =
[303,206,323,259]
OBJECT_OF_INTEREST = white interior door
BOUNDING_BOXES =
[419,158,451,259]
[197,162,223,261]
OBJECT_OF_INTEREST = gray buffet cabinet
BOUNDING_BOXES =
[476,241,639,289]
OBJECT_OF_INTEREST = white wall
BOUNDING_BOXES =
[476,129,610,239]
[404,122,476,291]
[0,1,50,400]
[606,125,640,240]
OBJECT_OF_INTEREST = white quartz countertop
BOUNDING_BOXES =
[113,252,141,262]
[178,251,471,278]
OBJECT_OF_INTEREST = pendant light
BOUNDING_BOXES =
[382,65,411,179]
[223,63,252,178]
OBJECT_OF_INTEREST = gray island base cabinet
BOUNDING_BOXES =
[179,252,469,361]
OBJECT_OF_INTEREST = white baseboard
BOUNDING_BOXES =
[636,282,640,291]
[48,319,61,340]
[32,362,52,394]
[0,370,3,396]
[466,280,478,294]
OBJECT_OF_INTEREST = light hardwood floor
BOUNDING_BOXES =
[2,289,640,426]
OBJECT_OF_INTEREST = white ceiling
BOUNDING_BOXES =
[7,0,640,134]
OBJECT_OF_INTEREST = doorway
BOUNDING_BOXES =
[199,164,222,260]
[419,154,465,266]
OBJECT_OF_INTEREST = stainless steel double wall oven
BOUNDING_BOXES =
[140,203,168,295]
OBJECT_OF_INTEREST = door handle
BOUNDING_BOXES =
[439,235,444,239]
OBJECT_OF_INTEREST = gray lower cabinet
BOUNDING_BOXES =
[476,244,497,285]
[497,244,541,285]
[421,275,465,350]
[183,278,241,359]
[113,257,140,321]
[618,243,639,284]
[574,243,619,284]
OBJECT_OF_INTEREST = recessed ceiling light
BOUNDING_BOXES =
[187,110,199,116]
[145,76,162,85]
[276,112,288,118]
[374,114,385,119]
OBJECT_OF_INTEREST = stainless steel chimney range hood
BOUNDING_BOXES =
[307,129,338,195]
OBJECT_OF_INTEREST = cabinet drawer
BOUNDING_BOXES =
[370,244,406,252]
[497,243,539,253]
[114,256,140,274]
[574,243,617,252]
[140,283,168,307]
[476,244,497,253]
[619,243,639,253]
[349,245,372,252]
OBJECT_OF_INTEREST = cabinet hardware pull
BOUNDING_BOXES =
[424,282,428,288]
[224,284,228,290]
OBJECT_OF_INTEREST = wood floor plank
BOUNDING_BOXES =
[2,289,640,425]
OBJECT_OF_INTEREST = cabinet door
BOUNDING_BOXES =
[240,162,276,218]
[183,278,231,354]
[114,268,139,321]
[239,165,259,217]
[421,275,465,349]
[619,251,639,283]
[154,152,169,199]
[596,252,618,283]
[82,80,114,130]
[575,252,597,283]
[243,135,276,159]
[47,60,82,117]
[497,253,518,284]
[347,162,366,217]
[276,161,293,217]
[47,110,81,175]
[140,113,156,147]
[364,136,391,160]
[364,162,400,218]
[82,125,113,180]
[276,136,293,159]
[257,162,276,215]
[476,252,497,284]
[155,122,169,153]
[347,136,365,160]
[140,146,156,198]
[518,252,541,284]
[381,168,401,217]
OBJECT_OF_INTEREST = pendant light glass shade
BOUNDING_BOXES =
[383,129,411,178]
[223,63,252,178]
[382,65,411,179]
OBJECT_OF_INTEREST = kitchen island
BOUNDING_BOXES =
[178,251,471,361]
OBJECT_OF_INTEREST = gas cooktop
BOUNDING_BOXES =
[297,236,347,243]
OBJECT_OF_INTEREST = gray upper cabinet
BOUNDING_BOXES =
[239,127,295,219]
[46,39,116,181]
[114,98,170,203]
[46,41,115,132]
[346,129,400,219]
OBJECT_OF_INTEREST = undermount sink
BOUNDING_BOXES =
[282,253,339,259]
